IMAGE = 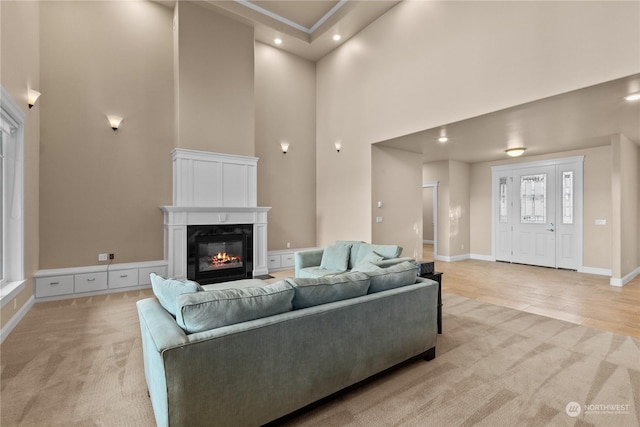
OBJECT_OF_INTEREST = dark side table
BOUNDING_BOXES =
[419,272,442,334]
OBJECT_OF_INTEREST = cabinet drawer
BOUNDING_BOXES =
[281,254,295,268]
[138,266,167,285]
[75,272,108,293]
[108,269,138,289]
[267,255,281,270]
[36,275,74,298]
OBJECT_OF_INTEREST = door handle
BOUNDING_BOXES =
[546,227,555,232]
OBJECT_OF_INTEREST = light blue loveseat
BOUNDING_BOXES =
[137,263,438,427]
[295,240,415,278]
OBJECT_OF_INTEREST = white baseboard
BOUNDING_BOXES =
[422,240,434,244]
[435,253,470,262]
[470,253,495,262]
[609,266,640,287]
[1,295,34,344]
[577,266,612,276]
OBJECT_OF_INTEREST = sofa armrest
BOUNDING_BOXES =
[372,256,415,269]
[294,249,324,276]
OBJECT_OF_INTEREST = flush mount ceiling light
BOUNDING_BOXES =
[505,147,526,157]
[107,115,124,131]
[624,92,640,101]
[274,38,282,45]
[27,89,41,109]
[332,34,341,41]
[438,136,448,143]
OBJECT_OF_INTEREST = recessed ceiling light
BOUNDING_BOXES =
[505,147,526,157]
[274,38,282,45]
[333,34,341,41]
[624,92,640,101]
[438,136,448,143]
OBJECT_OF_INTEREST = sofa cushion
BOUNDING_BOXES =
[202,279,268,291]
[319,243,352,272]
[355,243,402,266]
[365,261,418,293]
[175,280,294,334]
[298,267,343,278]
[285,272,370,309]
[150,273,203,317]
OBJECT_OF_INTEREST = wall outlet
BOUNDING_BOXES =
[286,242,291,249]
[98,253,108,262]
[376,216,383,223]
[595,219,606,225]
[109,253,115,260]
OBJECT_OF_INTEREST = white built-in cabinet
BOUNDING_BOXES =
[267,248,317,271]
[34,260,167,301]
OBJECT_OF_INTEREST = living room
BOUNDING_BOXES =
[1,0,639,425]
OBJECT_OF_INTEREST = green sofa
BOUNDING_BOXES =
[295,240,415,278]
[137,263,438,427]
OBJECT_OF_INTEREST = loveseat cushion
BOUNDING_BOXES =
[298,267,343,278]
[319,242,352,272]
[150,273,203,317]
[285,271,370,309]
[364,261,418,293]
[175,280,294,334]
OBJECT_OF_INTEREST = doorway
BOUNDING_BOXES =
[492,157,583,269]
[422,181,438,261]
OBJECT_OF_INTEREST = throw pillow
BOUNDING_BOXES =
[285,271,370,309]
[319,243,352,272]
[150,273,203,317]
[365,261,418,293]
[351,262,383,273]
[355,250,384,267]
[176,280,295,334]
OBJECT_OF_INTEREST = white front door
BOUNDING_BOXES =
[511,166,557,267]
[492,157,583,270]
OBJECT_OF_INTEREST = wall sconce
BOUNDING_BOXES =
[280,142,290,154]
[107,115,124,131]
[28,89,41,109]
[334,141,342,152]
[505,147,526,157]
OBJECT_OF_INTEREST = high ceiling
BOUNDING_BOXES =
[378,74,640,164]
[159,1,640,164]
[200,0,400,61]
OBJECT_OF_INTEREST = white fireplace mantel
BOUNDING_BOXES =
[162,149,271,279]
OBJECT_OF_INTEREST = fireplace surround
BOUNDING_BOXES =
[161,149,271,281]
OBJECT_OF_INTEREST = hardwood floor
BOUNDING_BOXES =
[273,244,640,338]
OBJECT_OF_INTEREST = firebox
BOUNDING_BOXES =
[187,224,253,284]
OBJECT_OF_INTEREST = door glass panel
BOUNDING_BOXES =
[499,177,508,223]
[562,171,573,224]
[520,173,546,223]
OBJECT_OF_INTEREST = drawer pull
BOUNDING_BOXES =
[87,278,96,282]
[120,275,128,278]
[50,281,60,285]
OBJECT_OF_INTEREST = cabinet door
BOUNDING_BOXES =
[108,269,138,289]
[138,266,168,285]
[36,275,74,297]
[267,255,281,270]
[75,272,108,293]
[281,254,295,268]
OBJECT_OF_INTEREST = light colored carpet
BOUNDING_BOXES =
[1,290,638,426]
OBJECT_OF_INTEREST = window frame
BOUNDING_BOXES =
[0,85,26,306]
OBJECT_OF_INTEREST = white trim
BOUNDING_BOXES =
[34,260,168,278]
[235,0,348,35]
[609,266,640,287]
[422,240,434,244]
[1,295,34,343]
[0,279,25,307]
[470,253,495,262]
[491,156,585,173]
[436,254,470,262]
